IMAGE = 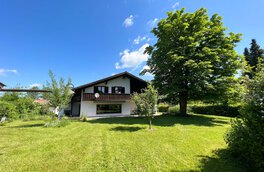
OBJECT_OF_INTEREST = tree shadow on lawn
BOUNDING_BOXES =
[9,123,44,128]
[109,126,143,132]
[196,149,248,172]
[88,114,230,127]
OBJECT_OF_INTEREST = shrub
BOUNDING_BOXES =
[0,101,18,119]
[168,105,180,115]
[44,117,70,128]
[157,103,169,112]
[189,104,241,117]
[225,65,264,171]
[16,98,36,115]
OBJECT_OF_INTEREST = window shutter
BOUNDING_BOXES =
[112,87,115,94]
[105,87,109,94]
[122,87,125,94]
[94,86,98,93]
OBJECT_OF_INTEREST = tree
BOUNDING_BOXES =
[132,85,158,129]
[243,47,250,65]
[142,8,241,115]
[243,39,264,77]
[43,70,73,118]
[225,62,264,170]
[27,86,40,99]
[0,92,20,102]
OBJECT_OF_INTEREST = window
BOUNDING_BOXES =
[96,104,122,114]
[112,86,125,94]
[94,86,108,94]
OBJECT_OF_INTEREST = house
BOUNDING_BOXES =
[0,82,6,89]
[70,72,147,117]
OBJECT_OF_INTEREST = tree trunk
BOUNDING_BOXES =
[149,116,152,130]
[179,91,188,116]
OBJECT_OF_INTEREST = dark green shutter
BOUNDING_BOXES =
[94,86,98,93]
[105,87,109,94]
[121,87,125,94]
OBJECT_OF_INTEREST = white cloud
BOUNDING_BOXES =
[0,68,18,76]
[29,83,42,88]
[172,2,180,9]
[123,15,134,27]
[133,36,147,45]
[115,43,150,69]
[147,18,159,28]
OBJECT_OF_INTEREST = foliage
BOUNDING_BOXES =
[168,105,180,115]
[142,8,241,115]
[26,86,40,99]
[243,39,264,77]
[44,116,70,128]
[132,85,158,129]
[0,93,50,120]
[225,64,264,170]
[21,113,49,121]
[0,92,21,102]
[203,77,244,106]
[157,103,169,112]
[190,104,240,117]
[16,97,35,115]
[0,101,18,119]
[43,70,73,116]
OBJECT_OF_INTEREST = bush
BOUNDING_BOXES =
[168,105,180,115]
[16,98,35,115]
[0,101,18,119]
[157,103,170,112]
[225,66,264,171]
[0,94,50,120]
[189,104,241,117]
[44,117,70,128]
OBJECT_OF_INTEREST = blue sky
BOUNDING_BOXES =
[0,0,263,88]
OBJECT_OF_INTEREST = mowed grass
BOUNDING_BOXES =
[0,114,245,172]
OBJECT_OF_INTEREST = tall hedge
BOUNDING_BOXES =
[0,101,18,119]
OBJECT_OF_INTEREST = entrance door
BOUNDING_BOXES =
[72,102,81,116]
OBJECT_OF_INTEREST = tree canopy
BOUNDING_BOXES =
[143,8,242,115]
[132,85,158,129]
[43,70,73,116]
[243,39,264,77]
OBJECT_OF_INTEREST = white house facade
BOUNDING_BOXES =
[70,72,147,117]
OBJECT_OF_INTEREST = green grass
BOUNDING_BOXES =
[0,114,246,172]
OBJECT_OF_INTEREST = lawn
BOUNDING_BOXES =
[0,114,245,172]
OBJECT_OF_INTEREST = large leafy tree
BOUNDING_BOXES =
[43,70,73,117]
[143,8,241,115]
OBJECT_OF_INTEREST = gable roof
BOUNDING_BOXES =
[0,82,6,88]
[73,71,147,91]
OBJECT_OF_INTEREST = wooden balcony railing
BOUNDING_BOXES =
[82,93,131,101]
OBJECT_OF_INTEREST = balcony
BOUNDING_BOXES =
[82,93,131,102]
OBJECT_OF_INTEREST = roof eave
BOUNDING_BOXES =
[73,71,147,91]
